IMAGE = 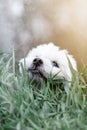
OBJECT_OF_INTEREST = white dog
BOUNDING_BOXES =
[19,43,77,83]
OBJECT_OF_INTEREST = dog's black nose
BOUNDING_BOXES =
[33,58,43,66]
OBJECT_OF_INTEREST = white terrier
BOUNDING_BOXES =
[19,43,77,83]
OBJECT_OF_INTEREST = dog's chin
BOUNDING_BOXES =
[29,68,47,81]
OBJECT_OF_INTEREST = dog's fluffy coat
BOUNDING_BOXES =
[19,43,77,82]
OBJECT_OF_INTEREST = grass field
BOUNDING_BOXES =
[0,52,87,130]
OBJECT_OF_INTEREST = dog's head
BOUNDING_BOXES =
[19,43,77,81]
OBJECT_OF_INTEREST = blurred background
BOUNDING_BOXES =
[0,0,87,69]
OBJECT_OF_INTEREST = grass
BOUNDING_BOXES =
[0,52,87,130]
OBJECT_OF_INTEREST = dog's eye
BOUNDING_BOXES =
[52,61,59,68]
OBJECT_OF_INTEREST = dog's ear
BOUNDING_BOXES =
[57,49,77,81]
[60,49,77,72]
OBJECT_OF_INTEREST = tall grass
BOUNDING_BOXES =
[0,52,87,130]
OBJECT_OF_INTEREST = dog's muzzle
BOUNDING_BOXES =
[28,58,47,80]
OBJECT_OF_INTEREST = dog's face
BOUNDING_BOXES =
[19,43,77,81]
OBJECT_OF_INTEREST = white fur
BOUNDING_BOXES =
[19,42,77,82]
